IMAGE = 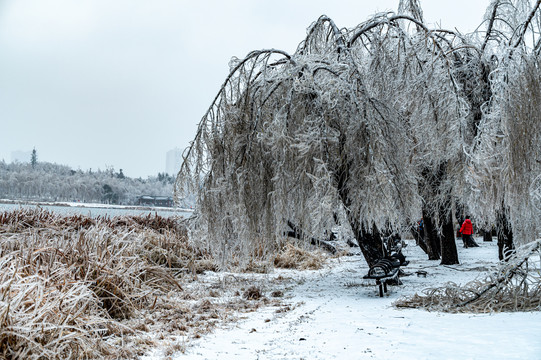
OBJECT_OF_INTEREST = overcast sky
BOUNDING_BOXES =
[0,0,490,178]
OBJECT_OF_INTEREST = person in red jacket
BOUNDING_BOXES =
[460,216,474,248]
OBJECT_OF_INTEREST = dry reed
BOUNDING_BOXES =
[0,208,302,359]
[0,208,196,359]
[273,243,325,270]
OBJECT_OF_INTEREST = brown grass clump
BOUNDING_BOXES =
[243,286,263,300]
[273,243,325,270]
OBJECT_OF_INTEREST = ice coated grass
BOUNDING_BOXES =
[0,209,191,358]
[0,208,318,359]
[273,243,325,270]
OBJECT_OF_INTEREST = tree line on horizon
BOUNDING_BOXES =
[0,160,175,205]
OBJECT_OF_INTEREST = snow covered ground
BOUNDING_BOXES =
[143,239,541,360]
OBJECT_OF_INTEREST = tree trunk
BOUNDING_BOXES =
[356,223,386,267]
[482,229,493,242]
[421,209,441,260]
[336,212,386,267]
[342,211,386,267]
[496,210,515,261]
[334,134,386,267]
[439,205,459,265]
[419,163,457,262]
[410,224,428,254]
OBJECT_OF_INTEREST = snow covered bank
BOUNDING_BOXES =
[143,239,541,360]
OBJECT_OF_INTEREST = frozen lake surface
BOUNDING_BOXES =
[0,201,192,218]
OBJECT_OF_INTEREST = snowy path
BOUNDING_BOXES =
[146,240,541,359]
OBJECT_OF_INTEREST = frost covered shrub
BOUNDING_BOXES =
[0,208,197,359]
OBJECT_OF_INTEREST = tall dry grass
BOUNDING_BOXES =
[0,208,210,359]
[0,208,311,359]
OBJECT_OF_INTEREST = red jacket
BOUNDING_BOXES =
[460,219,473,235]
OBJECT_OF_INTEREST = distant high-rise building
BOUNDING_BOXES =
[11,150,31,163]
[166,148,183,176]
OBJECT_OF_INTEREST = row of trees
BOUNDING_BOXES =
[175,0,541,268]
[0,160,174,205]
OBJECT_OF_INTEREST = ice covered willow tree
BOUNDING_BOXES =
[175,3,473,268]
[175,0,541,268]
[468,0,541,259]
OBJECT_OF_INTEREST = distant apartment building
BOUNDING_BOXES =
[11,150,31,163]
[166,148,182,176]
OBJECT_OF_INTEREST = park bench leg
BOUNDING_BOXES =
[383,281,388,293]
[376,279,383,297]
